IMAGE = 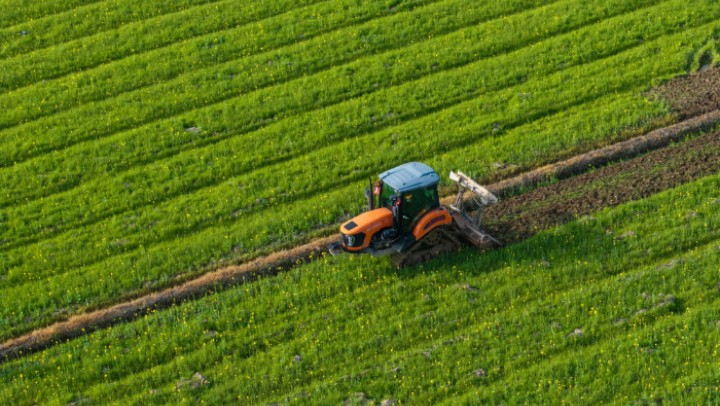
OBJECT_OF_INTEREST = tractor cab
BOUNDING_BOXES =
[376,162,441,234]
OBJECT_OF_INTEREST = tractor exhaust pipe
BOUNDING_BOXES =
[365,176,375,211]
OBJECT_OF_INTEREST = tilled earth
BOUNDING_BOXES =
[485,131,720,243]
[650,66,720,118]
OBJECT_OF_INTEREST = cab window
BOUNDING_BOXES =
[380,184,398,208]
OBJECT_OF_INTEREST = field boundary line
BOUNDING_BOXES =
[0,109,718,362]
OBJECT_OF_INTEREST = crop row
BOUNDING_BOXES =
[0,0,100,28]
[0,0,541,168]
[0,0,219,59]
[0,0,613,250]
[454,297,720,404]
[1,17,711,334]
[1,169,718,403]
[0,14,710,279]
[0,0,439,131]
[242,240,720,404]
[0,0,606,235]
[0,0,324,94]
[0,0,700,247]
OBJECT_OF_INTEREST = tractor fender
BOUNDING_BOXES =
[412,207,453,241]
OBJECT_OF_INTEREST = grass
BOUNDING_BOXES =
[0,0,221,60]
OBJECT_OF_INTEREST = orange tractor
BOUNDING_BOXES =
[329,162,500,266]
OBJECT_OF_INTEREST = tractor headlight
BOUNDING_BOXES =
[342,233,365,248]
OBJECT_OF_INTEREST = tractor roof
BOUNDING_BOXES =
[379,162,439,193]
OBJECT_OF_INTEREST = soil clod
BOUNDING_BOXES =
[650,66,720,118]
[175,372,209,390]
[567,328,584,338]
[473,368,487,377]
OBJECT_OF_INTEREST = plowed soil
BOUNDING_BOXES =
[650,66,720,118]
[486,130,720,242]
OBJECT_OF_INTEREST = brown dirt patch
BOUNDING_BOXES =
[486,130,720,242]
[650,66,720,118]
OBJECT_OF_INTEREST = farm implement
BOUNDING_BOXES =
[329,162,500,267]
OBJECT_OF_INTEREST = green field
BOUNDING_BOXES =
[1,0,720,403]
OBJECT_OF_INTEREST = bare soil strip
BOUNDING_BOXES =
[650,65,720,119]
[1,110,719,362]
[486,109,720,197]
[486,128,720,243]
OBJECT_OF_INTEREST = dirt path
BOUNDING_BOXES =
[1,110,719,362]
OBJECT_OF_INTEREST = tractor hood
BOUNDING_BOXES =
[341,207,393,236]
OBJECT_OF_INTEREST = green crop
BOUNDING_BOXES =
[0,0,99,28]
[0,0,431,131]
[1,0,683,207]
[0,0,518,161]
[3,0,688,240]
[0,0,325,93]
[0,0,220,59]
